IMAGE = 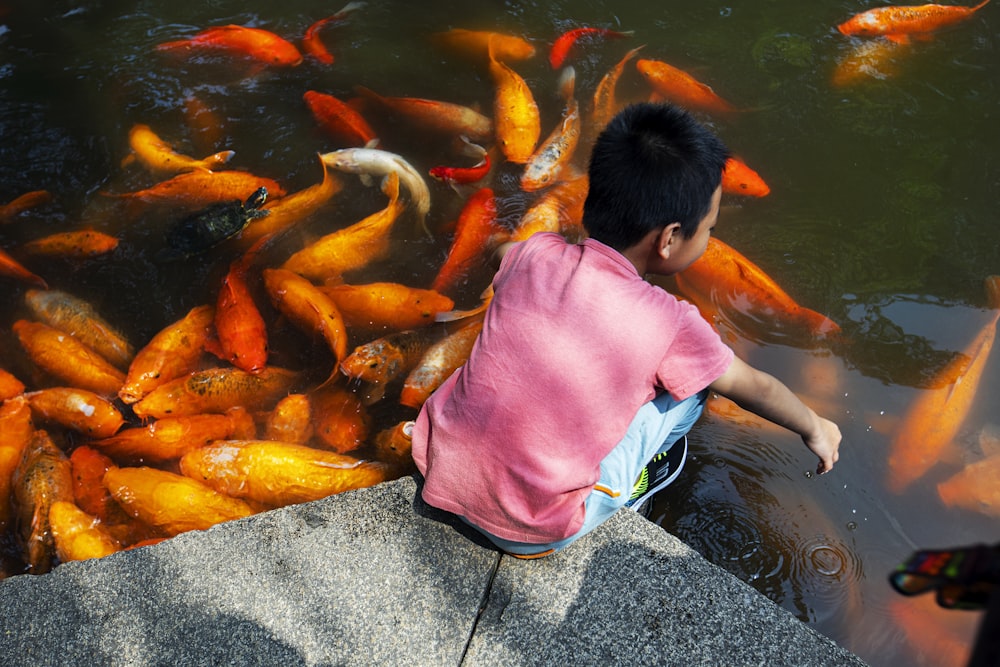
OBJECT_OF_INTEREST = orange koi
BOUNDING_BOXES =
[0,367,25,400]
[124,123,234,175]
[488,36,541,163]
[262,267,348,369]
[886,595,976,667]
[281,171,403,282]
[103,466,255,536]
[25,288,134,370]
[400,320,483,409]
[119,304,215,405]
[179,439,388,508]
[321,281,454,331]
[352,85,493,143]
[837,1,991,42]
[721,156,771,198]
[90,412,250,464]
[636,58,739,114]
[887,275,1000,494]
[549,27,633,69]
[937,450,1000,518]
[104,170,285,213]
[521,67,581,192]
[20,229,119,259]
[48,501,122,563]
[214,250,268,374]
[592,45,644,134]
[13,319,126,397]
[155,24,303,67]
[69,446,154,539]
[340,328,444,402]
[512,170,588,242]
[0,397,34,534]
[0,245,47,288]
[301,1,365,65]
[264,393,313,445]
[429,137,491,190]
[673,237,841,339]
[0,190,52,222]
[182,95,225,155]
[241,156,341,246]
[831,37,910,87]
[432,187,502,294]
[309,383,371,452]
[304,90,378,147]
[24,387,124,439]
[432,28,536,62]
[132,366,299,420]
[372,420,415,473]
[12,429,75,574]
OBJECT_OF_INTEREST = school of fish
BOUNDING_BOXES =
[0,12,995,647]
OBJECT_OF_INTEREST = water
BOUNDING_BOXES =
[1,1,998,665]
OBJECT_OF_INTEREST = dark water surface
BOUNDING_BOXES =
[1,1,997,665]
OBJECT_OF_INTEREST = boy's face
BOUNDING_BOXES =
[651,185,721,275]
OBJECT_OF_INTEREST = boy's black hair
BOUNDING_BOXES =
[582,102,729,251]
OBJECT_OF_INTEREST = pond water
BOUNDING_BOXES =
[1,1,997,665]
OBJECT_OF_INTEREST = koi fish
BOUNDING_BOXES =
[837,1,991,42]
[321,282,454,331]
[832,37,910,87]
[24,387,124,439]
[320,144,429,235]
[309,383,371,452]
[512,170,589,242]
[124,123,234,175]
[119,304,215,405]
[281,171,404,281]
[431,29,536,62]
[12,429,75,574]
[592,45,644,134]
[636,58,739,114]
[352,85,493,143]
[103,466,255,536]
[302,1,365,65]
[20,229,119,259]
[429,137,492,191]
[156,24,303,67]
[25,288,134,371]
[488,36,541,164]
[400,320,483,409]
[521,67,581,192]
[0,367,25,401]
[214,249,268,374]
[242,155,341,246]
[887,275,1000,494]
[182,95,225,155]
[48,501,122,563]
[0,245,47,288]
[886,595,976,667]
[131,366,299,420]
[340,328,444,399]
[937,450,1000,517]
[90,412,250,463]
[721,156,771,198]
[432,187,503,295]
[0,397,34,534]
[262,267,349,370]
[372,420,415,473]
[13,319,126,397]
[304,90,378,147]
[264,394,313,445]
[104,170,285,214]
[180,439,388,509]
[549,27,633,69]
[673,237,841,339]
[0,190,52,222]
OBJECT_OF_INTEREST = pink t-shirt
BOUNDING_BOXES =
[411,232,733,543]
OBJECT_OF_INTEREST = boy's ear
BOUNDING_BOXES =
[657,223,682,258]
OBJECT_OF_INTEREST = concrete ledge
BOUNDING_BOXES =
[0,476,866,666]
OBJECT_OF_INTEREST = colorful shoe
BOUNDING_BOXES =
[625,435,688,514]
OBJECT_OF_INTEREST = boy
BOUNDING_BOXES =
[411,102,841,557]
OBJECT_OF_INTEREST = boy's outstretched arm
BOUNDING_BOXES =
[708,356,842,474]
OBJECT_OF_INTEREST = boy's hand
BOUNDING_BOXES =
[805,415,841,475]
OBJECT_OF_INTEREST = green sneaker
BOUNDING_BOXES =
[625,436,688,513]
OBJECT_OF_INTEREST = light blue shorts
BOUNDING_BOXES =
[466,389,708,557]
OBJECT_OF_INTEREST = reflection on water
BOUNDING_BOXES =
[1,2,998,666]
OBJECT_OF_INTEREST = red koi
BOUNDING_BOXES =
[0,245,47,288]
[156,25,303,67]
[214,247,268,374]
[432,187,502,295]
[721,156,770,198]
[304,90,377,147]
[302,2,365,65]
[549,27,633,69]
[837,1,991,42]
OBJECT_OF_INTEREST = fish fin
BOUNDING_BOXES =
[359,174,374,187]
[120,154,136,169]
[360,381,387,406]
[558,66,576,101]
[204,150,236,168]
[979,423,1000,457]
[885,34,911,45]
[364,138,380,149]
